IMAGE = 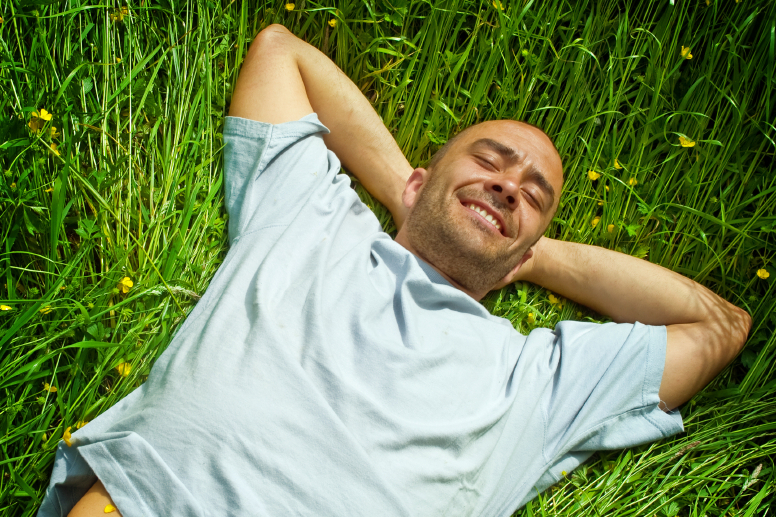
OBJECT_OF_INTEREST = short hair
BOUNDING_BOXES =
[426,120,559,172]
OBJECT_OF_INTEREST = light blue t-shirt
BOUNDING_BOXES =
[38,114,683,517]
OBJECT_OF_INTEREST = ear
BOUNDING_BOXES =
[491,248,535,291]
[401,168,429,210]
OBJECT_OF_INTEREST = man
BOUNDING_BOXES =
[43,25,750,517]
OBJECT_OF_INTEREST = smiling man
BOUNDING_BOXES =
[397,124,563,298]
[44,25,751,517]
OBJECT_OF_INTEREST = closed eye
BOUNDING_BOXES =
[474,155,498,171]
[522,189,541,209]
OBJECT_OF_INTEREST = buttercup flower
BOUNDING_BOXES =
[0,305,12,311]
[63,427,73,446]
[587,170,601,181]
[756,269,770,279]
[614,159,622,170]
[110,6,128,22]
[591,216,601,228]
[50,143,60,156]
[285,3,295,11]
[548,294,564,307]
[50,126,60,138]
[681,46,693,59]
[328,19,337,27]
[679,135,695,147]
[607,224,615,233]
[492,0,503,9]
[526,313,535,324]
[29,108,53,133]
[40,306,53,314]
[104,505,117,513]
[118,277,133,293]
[628,177,638,186]
[76,420,89,429]
[44,382,57,393]
[116,363,132,377]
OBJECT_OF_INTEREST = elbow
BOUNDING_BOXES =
[734,306,753,352]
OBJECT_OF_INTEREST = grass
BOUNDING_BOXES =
[0,0,774,515]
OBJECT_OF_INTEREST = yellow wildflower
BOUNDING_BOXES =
[50,126,60,138]
[36,108,52,120]
[597,201,604,206]
[116,57,122,63]
[118,277,134,293]
[28,108,53,133]
[40,305,53,314]
[679,135,695,147]
[63,427,73,447]
[561,471,567,477]
[756,269,770,279]
[51,143,61,156]
[76,420,88,429]
[0,305,12,311]
[285,3,295,11]
[587,170,600,181]
[44,382,57,393]
[328,19,337,27]
[628,177,638,186]
[607,224,615,233]
[548,294,564,307]
[116,362,132,377]
[0,16,3,24]
[591,216,601,228]
[10,182,16,189]
[45,187,54,192]
[614,159,622,169]
[110,7,127,22]
[492,0,503,9]
[605,185,610,192]
[104,505,117,513]
[526,313,535,324]
[681,46,693,59]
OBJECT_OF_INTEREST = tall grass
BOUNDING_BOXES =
[0,0,774,515]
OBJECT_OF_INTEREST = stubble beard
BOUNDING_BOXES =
[404,172,527,294]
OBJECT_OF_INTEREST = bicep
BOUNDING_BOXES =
[229,25,313,124]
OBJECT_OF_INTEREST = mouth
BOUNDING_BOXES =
[461,200,506,236]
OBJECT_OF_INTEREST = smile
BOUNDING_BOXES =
[463,202,503,234]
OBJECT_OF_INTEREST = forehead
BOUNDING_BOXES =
[455,120,563,185]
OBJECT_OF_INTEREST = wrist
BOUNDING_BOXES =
[517,236,550,284]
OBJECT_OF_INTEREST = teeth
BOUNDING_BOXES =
[467,203,502,232]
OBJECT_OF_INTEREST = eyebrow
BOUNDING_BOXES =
[469,138,556,211]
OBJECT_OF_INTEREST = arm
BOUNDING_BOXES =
[229,24,413,228]
[515,237,752,411]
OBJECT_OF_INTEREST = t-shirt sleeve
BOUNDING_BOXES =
[536,321,684,460]
[222,113,334,243]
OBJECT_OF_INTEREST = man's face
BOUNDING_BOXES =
[396,121,563,297]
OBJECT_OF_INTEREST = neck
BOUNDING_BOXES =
[394,229,487,301]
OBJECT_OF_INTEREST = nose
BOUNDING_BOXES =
[485,177,519,207]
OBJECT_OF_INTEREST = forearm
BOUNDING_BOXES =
[231,25,412,227]
[519,237,740,327]
[288,33,413,227]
